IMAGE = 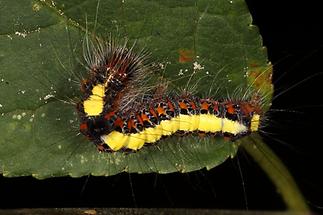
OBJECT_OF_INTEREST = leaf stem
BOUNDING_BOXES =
[241,133,309,212]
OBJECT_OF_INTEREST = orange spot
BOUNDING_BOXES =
[141,113,149,122]
[226,103,235,114]
[178,49,194,63]
[80,123,88,131]
[114,117,124,127]
[179,101,188,109]
[156,106,166,115]
[201,102,209,110]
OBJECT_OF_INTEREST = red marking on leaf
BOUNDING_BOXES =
[178,49,195,63]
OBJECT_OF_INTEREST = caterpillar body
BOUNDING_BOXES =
[77,38,264,152]
[81,95,261,151]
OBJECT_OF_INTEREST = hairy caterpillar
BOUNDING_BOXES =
[1,0,321,211]
[77,38,265,152]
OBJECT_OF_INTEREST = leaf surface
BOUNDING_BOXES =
[0,0,272,178]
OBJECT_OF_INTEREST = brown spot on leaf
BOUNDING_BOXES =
[178,49,195,63]
[247,62,274,109]
[248,63,273,89]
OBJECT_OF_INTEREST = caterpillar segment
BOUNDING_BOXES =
[77,39,153,118]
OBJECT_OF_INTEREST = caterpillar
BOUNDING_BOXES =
[77,37,264,152]
[1,0,322,208]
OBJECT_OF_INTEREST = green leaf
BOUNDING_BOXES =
[0,0,272,178]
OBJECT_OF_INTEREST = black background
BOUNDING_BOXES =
[1,0,323,212]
